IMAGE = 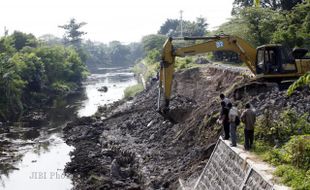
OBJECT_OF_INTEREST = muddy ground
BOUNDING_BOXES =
[63,64,309,190]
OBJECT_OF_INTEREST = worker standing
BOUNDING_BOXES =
[241,103,256,150]
[227,103,239,147]
[219,101,230,140]
[220,93,231,106]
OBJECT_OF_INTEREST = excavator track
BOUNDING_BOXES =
[232,79,293,100]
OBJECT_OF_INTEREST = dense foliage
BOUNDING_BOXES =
[133,17,210,83]
[232,0,304,14]
[40,36,144,71]
[158,16,208,37]
[287,72,310,96]
[237,109,310,189]
[218,1,310,49]
[81,40,144,71]
[59,18,87,47]
[0,32,88,121]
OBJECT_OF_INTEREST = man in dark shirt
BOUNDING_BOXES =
[220,101,230,140]
[241,103,256,150]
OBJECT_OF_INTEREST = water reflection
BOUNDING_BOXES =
[0,67,137,189]
[78,67,137,117]
[0,135,73,190]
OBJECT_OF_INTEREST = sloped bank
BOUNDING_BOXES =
[63,65,309,189]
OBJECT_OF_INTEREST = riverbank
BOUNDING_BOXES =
[63,64,309,189]
[0,67,138,190]
[63,65,246,189]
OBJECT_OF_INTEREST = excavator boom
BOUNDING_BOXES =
[158,35,257,111]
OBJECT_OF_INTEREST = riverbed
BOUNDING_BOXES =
[0,67,137,190]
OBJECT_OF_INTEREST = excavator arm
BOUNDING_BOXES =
[158,35,257,111]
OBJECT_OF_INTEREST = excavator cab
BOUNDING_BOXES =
[256,45,297,76]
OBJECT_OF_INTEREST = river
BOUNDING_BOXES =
[0,67,137,190]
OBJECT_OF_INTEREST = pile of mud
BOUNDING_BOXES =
[63,65,309,190]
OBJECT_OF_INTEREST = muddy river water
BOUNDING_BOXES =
[0,67,137,190]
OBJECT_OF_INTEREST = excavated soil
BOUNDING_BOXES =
[63,64,309,190]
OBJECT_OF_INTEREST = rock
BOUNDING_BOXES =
[127,183,141,190]
[113,180,125,186]
[98,86,108,92]
[110,159,120,178]
[195,57,209,64]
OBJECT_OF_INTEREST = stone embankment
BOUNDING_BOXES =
[190,138,289,190]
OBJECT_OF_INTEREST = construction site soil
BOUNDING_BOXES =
[63,65,310,190]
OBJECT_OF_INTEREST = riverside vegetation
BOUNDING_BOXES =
[237,108,310,189]
[0,31,88,121]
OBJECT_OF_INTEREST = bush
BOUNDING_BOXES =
[175,57,193,70]
[282,135,310,170]
[124,84,144,98]
[254,135,310,190]
[287,72,310,96]
[51,81,71,94]
[246,108,310,190]
[255,109,310,145]
[274,165,310,190]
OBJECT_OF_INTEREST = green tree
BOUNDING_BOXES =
[66,48,88,82]
[194,16,209,36]
[232,0,304,13]
[158,17,208,37]
[10,31,38,51]
[141,34,167,52]
[0,36,15,55]
[0,54,25,120]
[10,52,45,92]
[158,19,180,36]
[58,18,87,47]
[59,18,88,62]
[272,1,310,48]
[174,17,208,37]
[35,45,87,85]
[127,42,144,64]
[240,7,284,46]
[39,34,62,46]
[82,40,111,70]
[108,41,131,65]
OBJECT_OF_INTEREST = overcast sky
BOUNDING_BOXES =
[0,0,234,43]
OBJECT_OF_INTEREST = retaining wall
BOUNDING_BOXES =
[190,138,289,190]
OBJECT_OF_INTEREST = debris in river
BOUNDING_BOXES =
[98,86,108,92]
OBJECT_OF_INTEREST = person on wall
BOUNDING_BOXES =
[219,101,230,140]
[227,102,240,147]
[241,103,256,150]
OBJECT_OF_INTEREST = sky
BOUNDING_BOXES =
[0,0,234,44]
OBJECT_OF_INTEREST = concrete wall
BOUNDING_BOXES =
[188,138,288,190]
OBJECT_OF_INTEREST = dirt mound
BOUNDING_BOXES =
[64,65,248,189]
[63,64,309,189]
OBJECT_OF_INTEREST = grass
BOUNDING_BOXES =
[123,84,144,99]
[236,109,310,190]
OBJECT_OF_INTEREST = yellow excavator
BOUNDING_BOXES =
[158,34,310,111]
